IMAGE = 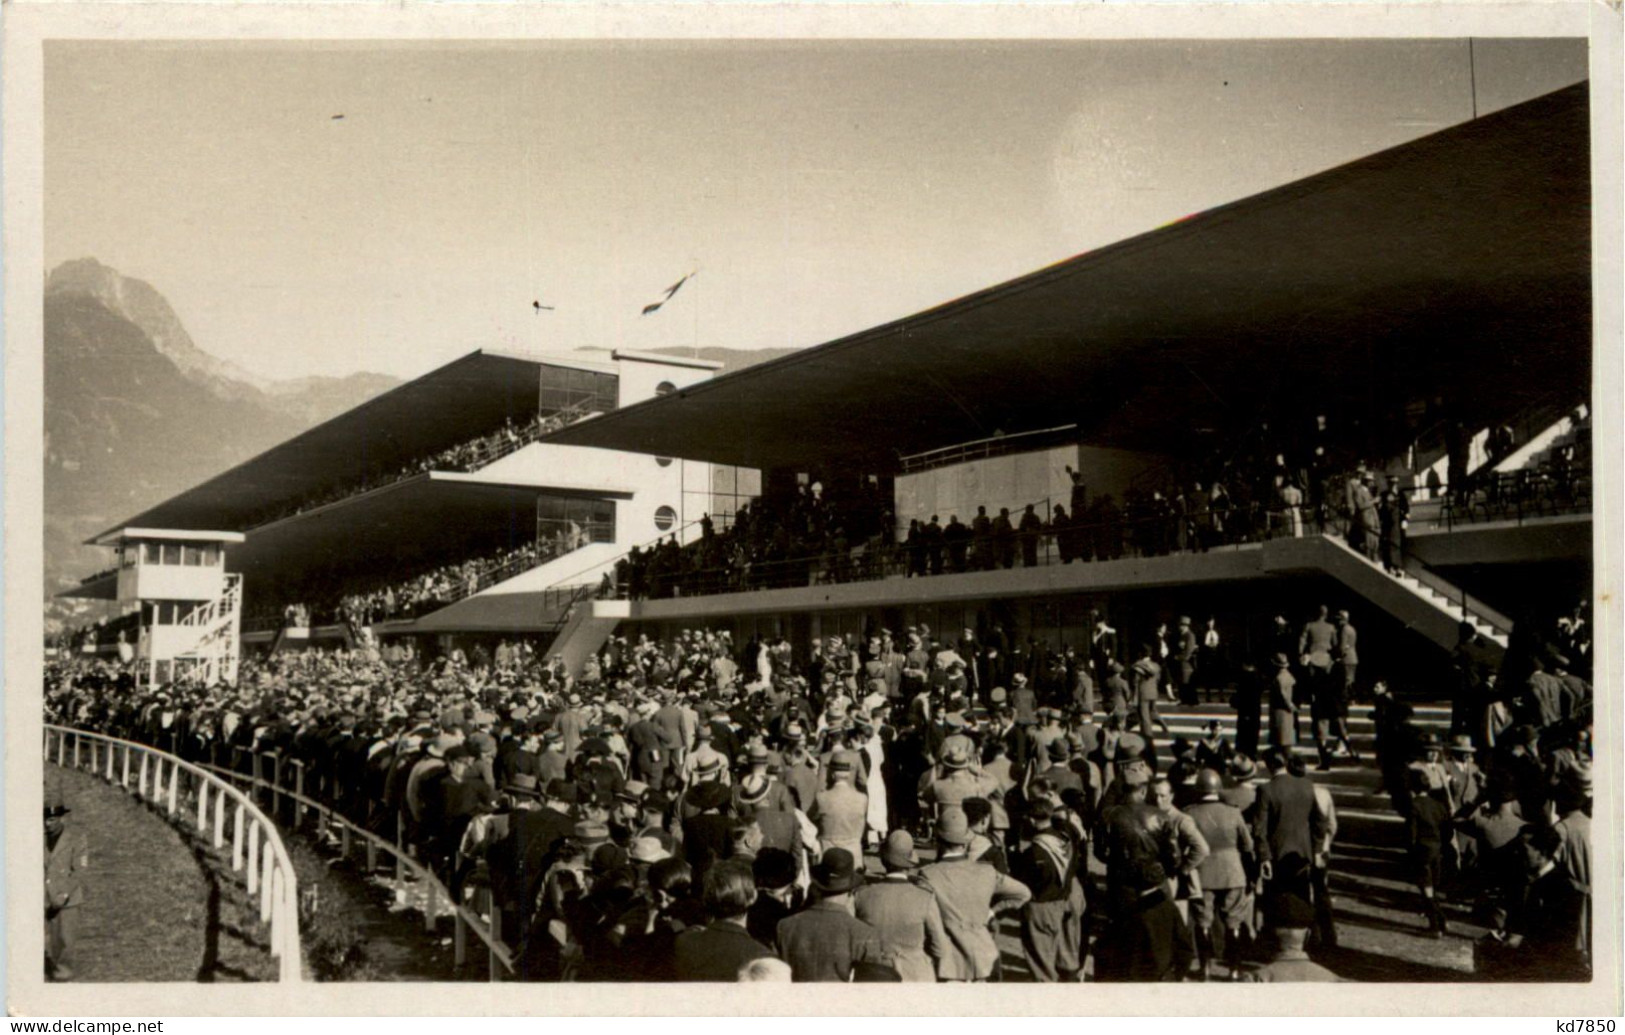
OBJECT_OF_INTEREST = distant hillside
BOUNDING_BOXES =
[43,261,797,634]
[43,260,401,630]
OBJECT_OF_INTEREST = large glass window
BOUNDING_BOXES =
[183,544,203,566]
[537,495,616,552]
[538,364,618,416]
[143,542,161,564]
[161,543,181,565]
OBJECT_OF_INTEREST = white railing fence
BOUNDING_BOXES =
[43,725,303,983]
[195,749,514,981]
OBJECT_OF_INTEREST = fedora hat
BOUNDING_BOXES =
[811,848,862,893]
[737,774,771,807]
[628,836,671,865]
[1448,735,1477,755]
[941,746,971,771]
[505,772,541,798]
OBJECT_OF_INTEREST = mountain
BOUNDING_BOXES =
[43,261,797,633]
[43,260,402,629]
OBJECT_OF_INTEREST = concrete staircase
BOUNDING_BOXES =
[549,598,629,675]
[1150,698,1453,857]
[1263,534,1510,653]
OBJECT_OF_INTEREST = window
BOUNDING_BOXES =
[161,543,181,566]
[183,545,203,566]
[537,494,617,549]
[655,381,677,397]
[538,364,619,416]
[143,542,161,565]
[656,457,674,467]
[654,505,677,531]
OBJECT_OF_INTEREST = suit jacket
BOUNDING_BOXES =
[674,919,774,981]
[776,900,882,982]
[782,752,822,812]
[1299,620,1336,671]
[1253,772,1324,866]
[627,719,672,780]
[855,876,947,982]
[555,709,586,760]
[917,855,1032,980]
[496,805,574,915]
[750,805,804,856]
[45,828,89,911]
[810,782,868,852]
[1185,800,1253,890]
[1335,623,1359,665]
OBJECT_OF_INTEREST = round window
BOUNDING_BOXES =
[654,506,677,531]
[655,381,677,397]
[656,456,674,467]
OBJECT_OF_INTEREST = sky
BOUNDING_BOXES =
[44,38,1588,383]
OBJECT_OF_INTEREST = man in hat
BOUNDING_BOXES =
[44,790,88,981]
[536,728,569,786]
[555,695,587,762]
[854,831,946,982]
[775,848,884,981]
[1268,653,1298,750]
[920,744,983,818]
[1298,605,1336,742]
[738,774,803,858]
[779,723,822,813]
[747,848,800,947]
[917,809,1032,981]
[1184,767,1254,978]
[734,744,794,813]
[1175,616,1200,706]
[627,700,673,786]
[681,778,735,887]
[1243,893,1344,982]
[1253,749,1327,904]
[810,758,868,868]
[682,725,731,787]
[1013,799,1086,982]
[492,778,578,942]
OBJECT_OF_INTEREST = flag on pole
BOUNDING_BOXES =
[641,272,694,315]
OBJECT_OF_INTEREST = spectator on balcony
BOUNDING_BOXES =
[1018,505,1044,567]
[993,508,1017,569]
[944,514,971,573]
[969,506,994,571]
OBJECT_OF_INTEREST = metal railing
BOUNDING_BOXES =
[44,725,303,983]
[898,424,1080,474]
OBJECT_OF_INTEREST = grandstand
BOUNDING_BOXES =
[46,80,1597,988]
[59,348,749,680]
[62,83,1590,688]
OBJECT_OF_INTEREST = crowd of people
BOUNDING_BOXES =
[241,535,572,634]
[239,408,583,532]
[45,591,1591,984]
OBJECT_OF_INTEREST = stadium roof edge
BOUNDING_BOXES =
[545,82,1591,471]
[91,348,554,539]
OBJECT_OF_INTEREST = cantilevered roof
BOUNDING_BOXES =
[93,350,562,538]
[226,473,627,588]
[549,84,1591,471]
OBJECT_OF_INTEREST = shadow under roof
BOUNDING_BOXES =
[227,472,627,588]
[93,350,553,539]
[548,84,1592,472]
